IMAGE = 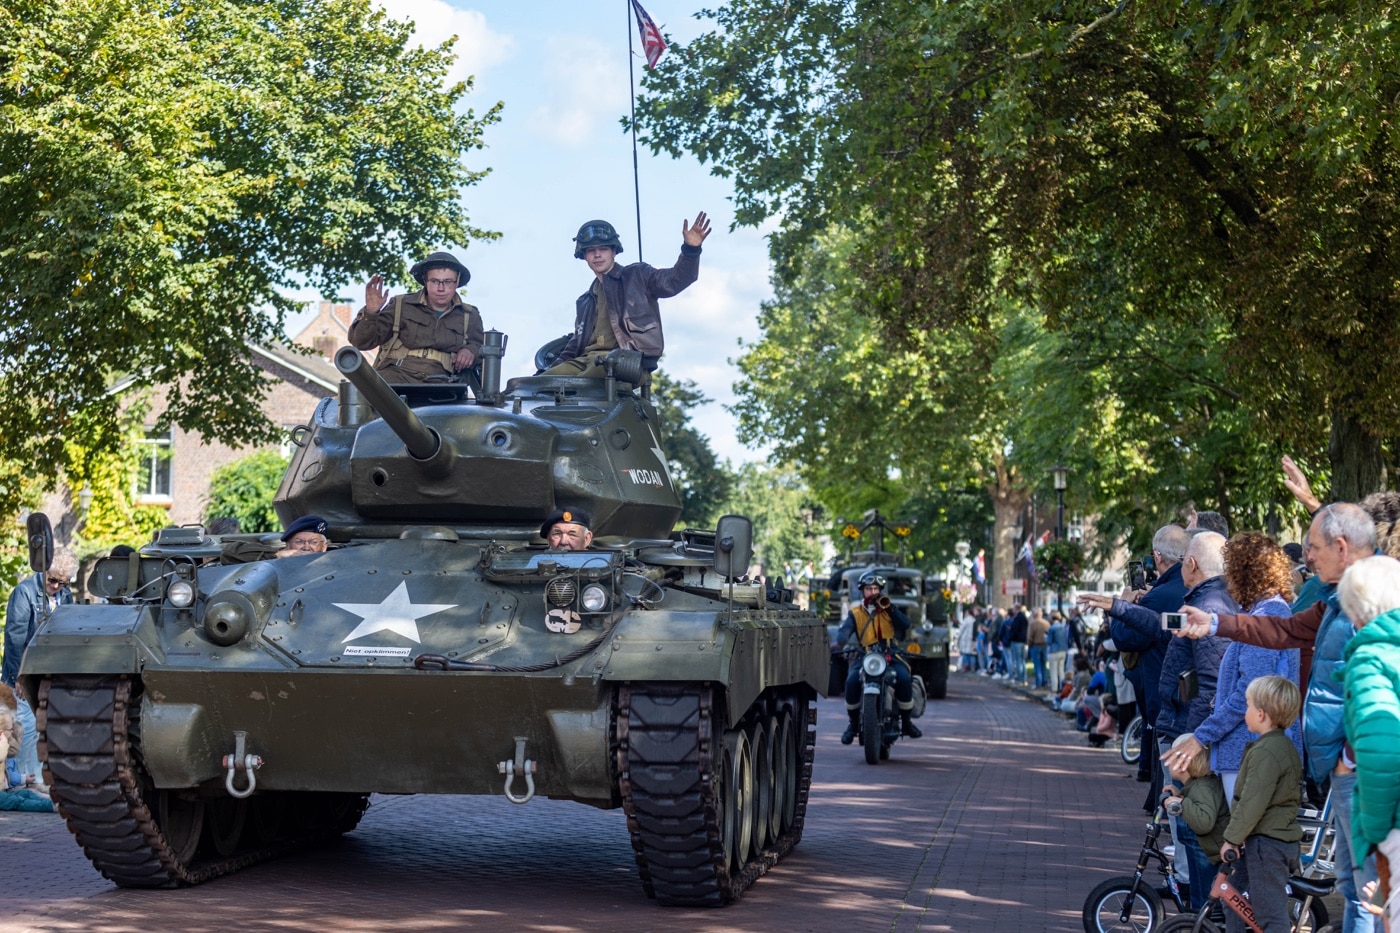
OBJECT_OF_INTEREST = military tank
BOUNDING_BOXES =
[19,338,827,906]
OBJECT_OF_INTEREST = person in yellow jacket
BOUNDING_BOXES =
[836,572,922,743]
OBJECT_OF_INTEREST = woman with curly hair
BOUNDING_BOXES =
[1171,532,1303,803]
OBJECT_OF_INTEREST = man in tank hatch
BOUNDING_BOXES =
[349,251,484,384]
[541,508,593,551]
[541,215,711,378]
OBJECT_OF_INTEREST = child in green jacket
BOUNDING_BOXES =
[1220,675,1304,933]
[1163,733,1230,866]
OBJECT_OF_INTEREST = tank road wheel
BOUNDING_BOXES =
[154,790,206,864]
[773,710,798,836]
[722,730,754,872]
[618,684,819,906]
[750,717,775,857]
[861,693,881,765]
[203,797,247,858]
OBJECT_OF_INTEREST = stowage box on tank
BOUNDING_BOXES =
[20,342,827,906]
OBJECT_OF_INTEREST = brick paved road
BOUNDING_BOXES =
[2,674,1158,932]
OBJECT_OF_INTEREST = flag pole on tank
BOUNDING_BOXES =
[627,0,669,263]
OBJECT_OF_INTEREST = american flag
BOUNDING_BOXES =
[631,0,668,69]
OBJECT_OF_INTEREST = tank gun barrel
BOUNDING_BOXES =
[335,347,456,474]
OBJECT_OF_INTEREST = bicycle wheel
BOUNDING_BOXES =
[1083,876,1165,933]
[1156,916,1218,933]
[1289,894,1329,933]
[1120,716,1144,765]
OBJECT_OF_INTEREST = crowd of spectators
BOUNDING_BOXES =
[951,456,1400,931]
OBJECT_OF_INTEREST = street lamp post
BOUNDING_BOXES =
[1049,465,1070,613]
[954,539,970,614]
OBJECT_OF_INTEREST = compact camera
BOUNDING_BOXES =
[1162,611,1187,631]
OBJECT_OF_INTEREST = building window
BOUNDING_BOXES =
[136,427,174,501]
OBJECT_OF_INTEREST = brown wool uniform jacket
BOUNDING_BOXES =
[348,289,484,379]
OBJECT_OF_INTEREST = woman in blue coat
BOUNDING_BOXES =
[1171,533,1301,803]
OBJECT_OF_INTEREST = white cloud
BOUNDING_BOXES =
[526,36,631,147]
[374,1,515,87]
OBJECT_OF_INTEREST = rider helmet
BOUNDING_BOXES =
[857,571,886,590]
[573,220,624,259]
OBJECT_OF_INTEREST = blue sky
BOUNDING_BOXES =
[286,2,774,465]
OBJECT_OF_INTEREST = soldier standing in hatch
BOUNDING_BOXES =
[349,251,484,383]
[542,215,711,377]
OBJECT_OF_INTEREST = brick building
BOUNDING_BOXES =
[42,339,341,540]
[295,301,374,363]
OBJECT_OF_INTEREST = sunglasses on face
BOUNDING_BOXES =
[46,576,69,586]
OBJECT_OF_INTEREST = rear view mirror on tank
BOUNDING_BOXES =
[713,515,753,581]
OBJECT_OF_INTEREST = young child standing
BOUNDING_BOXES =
[1162,733,1231,867]
[1220,675,1304,933]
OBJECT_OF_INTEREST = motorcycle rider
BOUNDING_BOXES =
[836,572,923,744]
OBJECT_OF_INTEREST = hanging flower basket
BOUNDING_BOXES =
[952,580,978,604]
[1033,539,1084,592]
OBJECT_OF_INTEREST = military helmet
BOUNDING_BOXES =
[409,251,471,287]
[573,220,624,259]
[857,571,886,590]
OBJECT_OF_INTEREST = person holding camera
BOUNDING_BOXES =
[1078,524,1191,787]
[836,572,922,743]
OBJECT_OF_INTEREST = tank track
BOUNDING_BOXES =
[617,683,816,906]
[37,674,366,887]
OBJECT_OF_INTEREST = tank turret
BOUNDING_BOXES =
[276,342,680,539]
[20,338,826,907]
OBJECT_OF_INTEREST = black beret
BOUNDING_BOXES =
[540,507,591,539]
[282,515,329,541]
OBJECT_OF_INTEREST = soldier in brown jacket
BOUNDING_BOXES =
[544,215,710,377]
[348,251,484,383]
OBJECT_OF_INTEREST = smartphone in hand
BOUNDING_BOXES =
[1162,611,1187,631]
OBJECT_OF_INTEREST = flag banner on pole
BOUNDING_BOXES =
[631,0,668,68]
[973,549,986,583]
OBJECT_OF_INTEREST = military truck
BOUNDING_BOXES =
[823,551,950,705]
[19,340,828,906]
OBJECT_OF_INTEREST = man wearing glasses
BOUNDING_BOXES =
[3,547,78,794]
[543,214,711,378]
[349,251,484,383]
[277,515,329,557]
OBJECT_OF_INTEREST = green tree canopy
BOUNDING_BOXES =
[720,463,824,581]
[650,371,734,528]
[729,224,1308,596]
[205,449,290,534]
[0,0,499,518]
[636,0,1396,502]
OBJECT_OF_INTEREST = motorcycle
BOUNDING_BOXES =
[850,642,907,765]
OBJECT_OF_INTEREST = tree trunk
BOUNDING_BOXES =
[989,456,1030,609]
[1329,407,1385,503]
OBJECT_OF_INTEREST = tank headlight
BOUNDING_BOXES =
[861,653,888,677]
[166,579,197,608]
[545,576,577,608]
[580,583,609,613]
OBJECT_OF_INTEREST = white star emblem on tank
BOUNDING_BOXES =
[336,581,456,644]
